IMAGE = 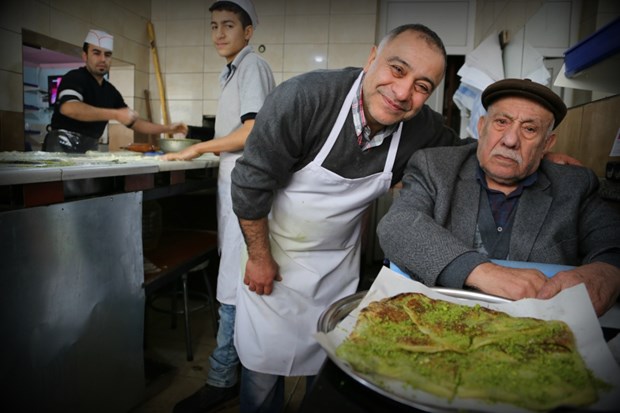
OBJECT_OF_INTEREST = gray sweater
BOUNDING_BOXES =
[232,67,463,220]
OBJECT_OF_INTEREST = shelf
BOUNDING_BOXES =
[23,83,47,95]
[554,17,620,95]
[563,17,620,78]
[555,51,620,95]
[24,89,48,94]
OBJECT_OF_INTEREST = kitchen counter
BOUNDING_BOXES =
[0,150,220,413]
[0,150,220,208]
[0,150,220,185]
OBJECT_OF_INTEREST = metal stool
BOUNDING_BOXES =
[143,229,219,361]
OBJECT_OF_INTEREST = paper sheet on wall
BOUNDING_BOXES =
[609,128,620,156]
[453,32,504,139]
[454,29,554,140]
[503,28,551,85]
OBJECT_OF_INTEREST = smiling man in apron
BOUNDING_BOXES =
[230,24,457,412]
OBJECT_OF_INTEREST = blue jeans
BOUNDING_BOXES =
[240,366,315,413]
[206,303,239,388]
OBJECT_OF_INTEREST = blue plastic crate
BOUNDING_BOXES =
[564,17,620,78]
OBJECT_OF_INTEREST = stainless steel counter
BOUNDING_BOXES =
[0,150,220,185]
[0,150,221,412]
[0,151,220,209]
[1,192,146,413]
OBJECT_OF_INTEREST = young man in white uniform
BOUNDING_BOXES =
[165,1,275,412]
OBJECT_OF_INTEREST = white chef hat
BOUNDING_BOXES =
[84,29,114,51]
[210,0,259,28]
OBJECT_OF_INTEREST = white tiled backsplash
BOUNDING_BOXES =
[148,0,378,126]
[3,0,377,137]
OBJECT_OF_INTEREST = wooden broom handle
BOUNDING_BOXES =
[147,21,172,138]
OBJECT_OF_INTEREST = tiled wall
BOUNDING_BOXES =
[1,1,613,150]
[149,0,378,127]
[0,0,377,149]
[0,0,153,150]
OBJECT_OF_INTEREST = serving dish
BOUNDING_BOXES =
[317,289,511,413]
[316,265,619,413]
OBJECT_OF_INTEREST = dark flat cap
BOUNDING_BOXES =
[481,78,567,127]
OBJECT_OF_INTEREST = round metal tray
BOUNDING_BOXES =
[317,289,510,412]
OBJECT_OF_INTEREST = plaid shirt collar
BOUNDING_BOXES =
[352,75,399,151]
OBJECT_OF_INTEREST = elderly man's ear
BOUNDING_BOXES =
[543,133,583,166]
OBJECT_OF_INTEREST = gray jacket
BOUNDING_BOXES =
[377,142,620,288]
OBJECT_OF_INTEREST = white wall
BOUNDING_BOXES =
[0,0,378,144]
[148,0,378,126]
[0,0,152,114]
[1,0,616,149]
[378,0,477,113]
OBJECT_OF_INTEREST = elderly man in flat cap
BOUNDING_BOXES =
[378,78,620,316]
[43,29,187,153]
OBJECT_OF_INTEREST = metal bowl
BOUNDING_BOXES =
[158,138,200,153]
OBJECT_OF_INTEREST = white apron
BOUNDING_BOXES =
[214,53,250,305]
[215,152,244,305]
[234,73,402,376]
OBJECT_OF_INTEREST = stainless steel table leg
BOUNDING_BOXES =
[181,273,194,361]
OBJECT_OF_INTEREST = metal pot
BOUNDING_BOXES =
[158,138,200,153]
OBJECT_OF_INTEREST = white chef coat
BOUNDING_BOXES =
[215,151,244,305]
[215,46,274,305]
[234,72,402,375]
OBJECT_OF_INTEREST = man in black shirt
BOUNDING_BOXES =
[43,29,187,153]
